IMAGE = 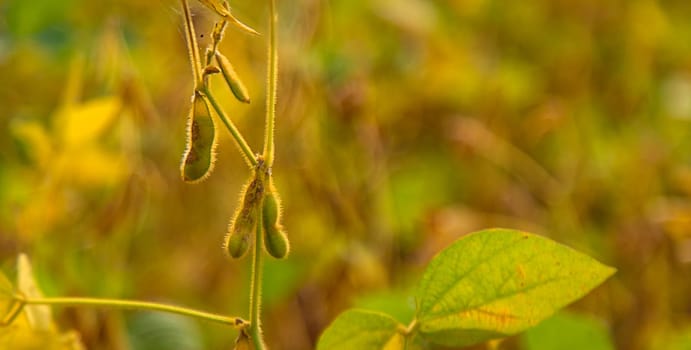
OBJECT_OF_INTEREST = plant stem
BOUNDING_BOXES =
[402,319,418,350]
[202,87,258,166]
[404,318,418,335]
[22,296,247,328]
[263,0,278,166]
[249,207,266,349]
[181,0,203,87]
[1,298,25,326]
[206,14,229,66]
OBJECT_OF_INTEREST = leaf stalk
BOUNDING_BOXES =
[21,296,248,328]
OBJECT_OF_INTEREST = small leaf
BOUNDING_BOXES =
[415,228,616,347]
[317,309,404,350]
[195,0,259,35]
[196,0,232,17]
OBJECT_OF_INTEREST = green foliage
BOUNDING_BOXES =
[317,309,404,350]
[416,229,615,347]
[319,229,615,349]
[522,311,614,350]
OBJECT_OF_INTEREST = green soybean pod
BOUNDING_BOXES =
[181,91,217,183]
[225,220,252,259]
[224,172,266,259]
[224,185,256,259]
[262,185,289,259]
[215,51,251,104]
[263,225,289,259]
[262,183,281,228]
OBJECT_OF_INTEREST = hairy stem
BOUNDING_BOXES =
[181,0,203,87]
[22,296,247,328]
[263,0,278,166]
[249,207,266,349]
[206,12,229,66]
[202,87,257,167]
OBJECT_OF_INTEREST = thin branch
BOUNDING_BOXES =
[202,87,258,167]
[181,0,204,87]
[263,0,278,166]
[23,297,248,328]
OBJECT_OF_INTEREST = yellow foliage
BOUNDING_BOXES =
[56,97,122,148]
[0,258,84,350]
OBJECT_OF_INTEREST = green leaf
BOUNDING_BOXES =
[415,228,616,347]
[317,309,405,350]
[522,311,614,350]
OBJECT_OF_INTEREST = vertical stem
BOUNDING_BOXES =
[181,0,203,87]
[249,207,266,349]
[263,0,278,166]
[249,1,277,346]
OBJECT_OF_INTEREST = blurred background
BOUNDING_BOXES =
[1,0,691,349]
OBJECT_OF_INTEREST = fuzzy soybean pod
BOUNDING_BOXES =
[181,91,217,183]
[262,182,289,259]
[224,172,265,259]
[215,51,251,104]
